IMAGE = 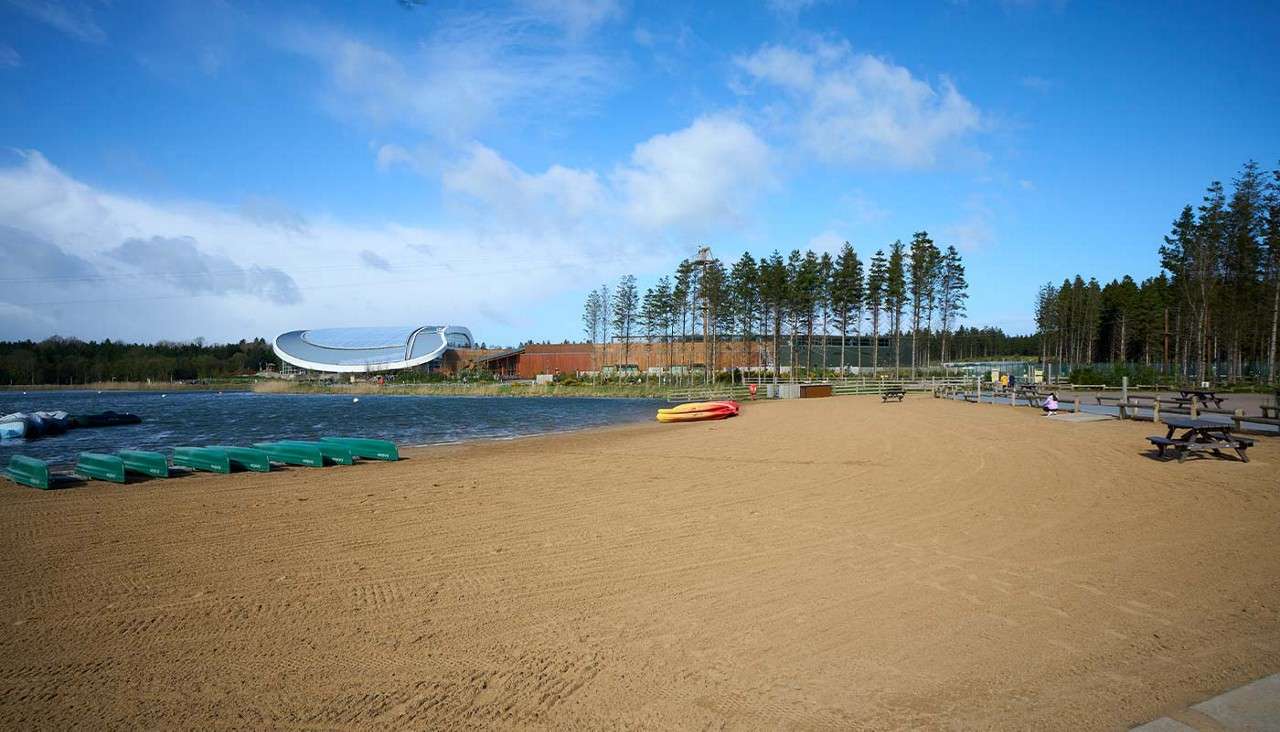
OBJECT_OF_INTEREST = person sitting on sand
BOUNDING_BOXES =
[1041,392,1059,416]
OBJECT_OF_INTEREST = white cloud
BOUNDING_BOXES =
[1019,75,1053,92]
[806,230,844,253]
[443,143,607,230]
[734,41,983,168]
[765,0,825,16]
[107,236,302,305]
[614,116,772,230]
[841,190,890,223]
[0,44,19,68]
[518,0,624,37]
[0,301,54,339]
[238,196,309,234]
[0,150,685,343]
[436,115,774,237]
[942,195,995,252]
[285,14,613,143]
[6,0,106,43]
[359,249,392,272]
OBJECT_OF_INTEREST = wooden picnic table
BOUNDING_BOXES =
[881,387,906,403]
[1177,389,1225,408]
[1148,416,1252,463]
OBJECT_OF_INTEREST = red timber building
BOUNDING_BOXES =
[477,342,768,380]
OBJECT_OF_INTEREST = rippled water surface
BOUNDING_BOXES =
[0,391,662,466]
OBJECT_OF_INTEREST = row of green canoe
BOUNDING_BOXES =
[2,437,398,490]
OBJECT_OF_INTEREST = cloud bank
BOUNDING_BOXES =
[735,41,982,167]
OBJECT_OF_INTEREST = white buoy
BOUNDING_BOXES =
[161,394,167,398]
[353,397,360,403]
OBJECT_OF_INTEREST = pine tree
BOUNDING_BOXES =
[759,251,788,383]
[1223,161,1265,379]
[612,275,639,367]
[818,252,834,375]
[866,250,887,374]
[937,246,968,363]
[650,276,674,372]
[785,250,804,379]
[907,232,937,376]
[829,242,862,375]
[582,290,602,371]
[885,240,907,375]
[1265,166,1280,382]
[729,252,759,373]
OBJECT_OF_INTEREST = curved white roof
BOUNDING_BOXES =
[273,325,473,373]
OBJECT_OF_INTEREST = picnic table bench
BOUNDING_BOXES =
[1177,389,1225,409]
[881,388,906,403]
[1146,416,1253,463]
[1262,404,1279,419]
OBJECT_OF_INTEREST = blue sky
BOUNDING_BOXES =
[1,0,1277,346]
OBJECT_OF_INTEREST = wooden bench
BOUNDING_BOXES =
[881,388,906,403]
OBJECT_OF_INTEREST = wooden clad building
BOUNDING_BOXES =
[477,342,769,380]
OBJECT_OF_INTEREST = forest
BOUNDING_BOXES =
[582,235,991,377]
[0,337,276,385]
[1035,161,1280,384]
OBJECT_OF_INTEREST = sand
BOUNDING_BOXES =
[0,396,1277,730]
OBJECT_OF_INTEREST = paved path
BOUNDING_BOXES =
[1132,673,1279,731]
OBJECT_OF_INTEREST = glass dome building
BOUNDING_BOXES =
[272,325,473,373]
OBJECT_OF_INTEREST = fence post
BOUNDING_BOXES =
[1153,399,1160,424]
[1190,396,1199,419]
[976,378,981,404]
[1121,376,1128,406]
[1073,398,1080,413]
[1010,390,1015,407]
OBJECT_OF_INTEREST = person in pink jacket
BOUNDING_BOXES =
[1041,392,1059,416]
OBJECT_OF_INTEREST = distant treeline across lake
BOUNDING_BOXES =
[0,337,277,384]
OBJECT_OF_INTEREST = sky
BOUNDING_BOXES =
[1,0,1278,347]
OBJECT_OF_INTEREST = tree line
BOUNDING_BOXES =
[583,235,972,380]
[1035,161,1280,383]
[0,337,277,385]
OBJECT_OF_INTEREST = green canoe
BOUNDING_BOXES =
[320,437,399,461]
[275,440,354,466]
[207,446,272,472]
[75,452,127,483]
[118,450,169,478]
[253,442,326,467]
[3,455,52,489]
[173,446,231,474]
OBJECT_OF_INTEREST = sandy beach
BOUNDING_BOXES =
[0,396,1277,729]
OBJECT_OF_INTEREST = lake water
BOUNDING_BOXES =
[0,391,663,467]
